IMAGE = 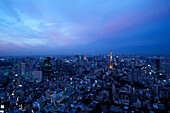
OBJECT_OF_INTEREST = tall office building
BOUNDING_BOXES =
[132,59,136,70]
[0,75,8,92]
[155,58,160,69]
[25,66,33,81]
[116,56,119,66]
[116,56,119,63]
[17,61,21,74]
[56,59,63,70]
[43,57,52,79]
[21,63,25,75]
[153,84,158,96]
[34,71,42,82]
[17,61,25,76]
[83,56,88,66]
[109,50,113,69]
[105,54,109,64]
[136,56,139,65]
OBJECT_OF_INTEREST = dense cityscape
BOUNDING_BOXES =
[0,52,169,113]
[0,0,170,113]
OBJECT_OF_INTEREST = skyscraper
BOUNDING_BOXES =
[109,50,113,69]
[21,63,25,76]
[17,61,21,74]
[43,57,52,79]
[17,61,25,76]
[155,58,160,69]
[34,71,42,82]
[132,58,135,70]
[56,59,63,70]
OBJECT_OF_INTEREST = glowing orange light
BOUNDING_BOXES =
[109,50,113,69]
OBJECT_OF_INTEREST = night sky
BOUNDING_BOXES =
[0,0,170,56]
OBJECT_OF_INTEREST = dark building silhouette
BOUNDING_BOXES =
[56,59,63,70]
[43,57,52,79]
[155,58,160,69]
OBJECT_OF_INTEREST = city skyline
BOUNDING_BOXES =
[0,0,170,56]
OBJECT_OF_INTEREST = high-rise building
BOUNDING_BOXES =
[17,61,21,74]
[0,75,8,92]
[116,56,119,66]
[153,84,158,96]
[155,58,160,69]
[21,63,25,75]
[109,50,113,69]
[132,87,135,95]
[132,59,135,70]
[116,56,119,63]
[79,55,84,62]
[34,71,42,82]
[56,59,63,70]
[136,56,139,65]
[17,61,26,76]
[25,66,33,81]
[104,54,109,65]
[43,57,52,79]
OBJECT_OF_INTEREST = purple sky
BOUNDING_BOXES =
[0,0,170,56]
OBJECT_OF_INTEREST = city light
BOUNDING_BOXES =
[1,105,4,109]
[0,55,169,112]
[0,0,169,112]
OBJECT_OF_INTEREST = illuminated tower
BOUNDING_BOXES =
[109,50,113,69]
